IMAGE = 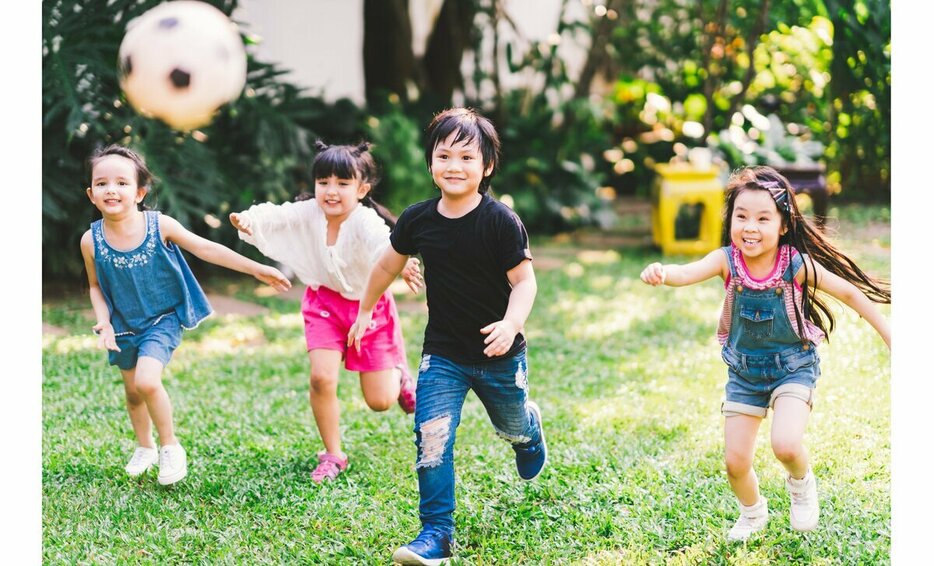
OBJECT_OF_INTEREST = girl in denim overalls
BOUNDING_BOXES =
[80,145,291,485]
[640,166,890,541]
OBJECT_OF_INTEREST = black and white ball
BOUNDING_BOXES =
[118,1,247,130]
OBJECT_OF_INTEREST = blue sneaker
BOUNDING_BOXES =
[514,400,547,481]
[391,526,453,565]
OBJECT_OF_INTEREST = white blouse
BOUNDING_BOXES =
[237,199,391,300]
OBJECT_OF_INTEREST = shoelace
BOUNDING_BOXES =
[412,527,447,546]
[161,447,174,468]
[130,449,151,467]
[734,514,756,528]
[790,489,812,505]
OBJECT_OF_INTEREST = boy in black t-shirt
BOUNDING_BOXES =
[349,107,546,565]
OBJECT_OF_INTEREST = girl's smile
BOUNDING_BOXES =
[315,175,370,222]
[730,189,787,272]
[86,154,147,218]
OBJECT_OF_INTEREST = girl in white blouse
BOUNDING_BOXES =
[230,141,421,483]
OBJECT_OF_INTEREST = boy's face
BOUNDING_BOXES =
[430,132,494,200]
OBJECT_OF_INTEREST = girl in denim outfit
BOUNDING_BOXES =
[349,108,546,565]
[80,145,291,485]
[230,141,421,483]
[640,165,890,541]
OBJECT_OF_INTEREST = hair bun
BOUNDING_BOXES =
[353,141,371,156]
[314,140,330,152]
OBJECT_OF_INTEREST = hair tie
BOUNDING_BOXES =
[352,142,370,157]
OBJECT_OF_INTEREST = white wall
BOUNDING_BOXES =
[233,0,588,105]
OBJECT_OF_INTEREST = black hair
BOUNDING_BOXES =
[424,107,501,194]
[295,140,396,228]
[722,165,891,340]
[87,144,155,211]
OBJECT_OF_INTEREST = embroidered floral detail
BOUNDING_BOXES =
[94,213,158,269]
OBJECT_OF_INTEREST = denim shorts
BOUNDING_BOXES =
[108,313,183,370]
[720,343,820,417]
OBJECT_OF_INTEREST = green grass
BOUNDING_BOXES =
[42,204,891,564]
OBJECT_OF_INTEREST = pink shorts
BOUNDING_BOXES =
[301,285,405,373]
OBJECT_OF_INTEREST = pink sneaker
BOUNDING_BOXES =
[310,451,349,483]
[397,365,416,414]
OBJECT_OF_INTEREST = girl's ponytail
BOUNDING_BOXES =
[361,194,398,229]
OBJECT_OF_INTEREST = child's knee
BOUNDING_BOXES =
[133,375,162,397]
[364,395,394,412]
[416,414,452,469]
[124,386,145,406]
[309,369,338,393]
[725,451,754,478]
[771,438,804,463]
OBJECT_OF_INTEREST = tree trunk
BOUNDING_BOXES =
[363,0,415,106]
[575,0,628,98]
[700,0,729,135]
[422,0,477,104]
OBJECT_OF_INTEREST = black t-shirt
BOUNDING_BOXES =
[391,194,533,363]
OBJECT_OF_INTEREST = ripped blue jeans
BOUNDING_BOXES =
[413,349,538,535]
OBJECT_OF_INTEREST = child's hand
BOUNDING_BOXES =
[229,212,252,236]
[640,262,667,286]
[480,319,519,358]
[92,322,121,352]
[254,265,292,292]
[347,309,374,353]
[401,257,424,294]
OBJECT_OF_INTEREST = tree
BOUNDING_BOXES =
[362,0,477,109]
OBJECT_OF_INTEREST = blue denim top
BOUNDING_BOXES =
[722,245,806,355]
[91,211,213,336]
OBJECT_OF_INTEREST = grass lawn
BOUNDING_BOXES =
[42,204,890,564]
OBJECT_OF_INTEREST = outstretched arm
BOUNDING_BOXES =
[640,248,727,287]
[798,257,891,348]
[160,215,291,292]
[228,211,254,236]
[480,259,537,358]
[80,231,120,352]
[347,246,409,351]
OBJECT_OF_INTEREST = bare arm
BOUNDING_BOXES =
[640,248,727,287]
[160,215,291,292]
[798,257,891,348]
[80,231,120,352]
[480,259,537,357]
[347,246,409,351]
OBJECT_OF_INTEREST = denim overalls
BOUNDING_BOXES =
[92,211,212,368]
[720,245,821,417]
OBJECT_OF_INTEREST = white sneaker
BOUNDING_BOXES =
[125,446,158,477]
[727,497,769,541]
[786,471,819,531]
[157,443,188,485]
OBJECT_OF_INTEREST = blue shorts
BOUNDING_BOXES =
[720,343,820,418]
[108,314,183,370]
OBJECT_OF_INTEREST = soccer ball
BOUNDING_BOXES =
[118,1,247,130]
